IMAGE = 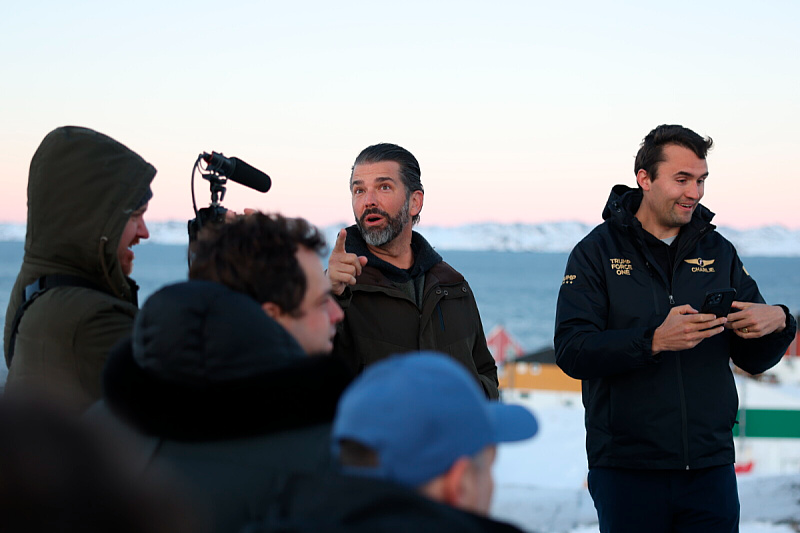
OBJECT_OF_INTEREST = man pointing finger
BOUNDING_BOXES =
[328,143,499,399]
[328,229,368,296]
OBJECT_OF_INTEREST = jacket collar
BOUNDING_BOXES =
[602,185,716,242]
[103,339,352,441]
[345,225,442,283]
[261,472,525,532]
[102,281,354,440]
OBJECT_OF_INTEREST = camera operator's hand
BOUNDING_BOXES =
[725,301,787,338]
[651,305,727,354]
[327,229,367,296]
[224,208,259,222]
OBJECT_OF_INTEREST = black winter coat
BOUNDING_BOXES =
[95,280,353,533]
[242,472,529,533]
[555,186,796,470]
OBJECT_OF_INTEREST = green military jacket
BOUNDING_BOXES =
[333,226,499,399]
[3,126,155,410]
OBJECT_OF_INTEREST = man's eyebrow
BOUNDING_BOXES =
[674,170,709,178]
[351,176,397,188]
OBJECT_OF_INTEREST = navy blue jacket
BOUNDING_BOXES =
[242,472,527,533]
[555,186,796,470]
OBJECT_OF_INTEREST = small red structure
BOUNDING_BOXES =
[785,331,798,357]
[486,325,524,365]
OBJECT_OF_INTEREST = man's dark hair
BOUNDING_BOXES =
[351,143,424,225]
[634,125,713,183]
[337,438,380,468]
[189,213,326,317]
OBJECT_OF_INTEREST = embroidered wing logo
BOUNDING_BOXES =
[684,258,716,267]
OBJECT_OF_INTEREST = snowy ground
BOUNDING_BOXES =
[491,404,800,533]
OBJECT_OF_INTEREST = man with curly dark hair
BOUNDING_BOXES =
[189,212,344,356]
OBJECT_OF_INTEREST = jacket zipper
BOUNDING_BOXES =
[656,263,689,467]
[671,229,708,470]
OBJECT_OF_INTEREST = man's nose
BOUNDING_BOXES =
[328,297,344,324]
[138,219,150,240]
[363,189,378,207]
[688,179,705,200]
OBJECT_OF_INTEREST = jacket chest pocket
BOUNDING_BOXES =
[423,287,474,342]
[605,266,666,330]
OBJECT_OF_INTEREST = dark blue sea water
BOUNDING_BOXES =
[445,250,800,352]
[2,242,799,380]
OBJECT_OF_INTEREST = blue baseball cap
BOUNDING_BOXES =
[331,352,538,487]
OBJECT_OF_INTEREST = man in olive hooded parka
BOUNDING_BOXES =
[3,126,156,411]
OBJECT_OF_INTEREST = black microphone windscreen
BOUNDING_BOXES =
[229,157,272,193]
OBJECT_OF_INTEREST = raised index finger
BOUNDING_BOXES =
[333,229,348,253]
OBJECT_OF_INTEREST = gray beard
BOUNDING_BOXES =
[357,200,410,247]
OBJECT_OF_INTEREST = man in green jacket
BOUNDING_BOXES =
[3,126,155,412]
[327,143,499,398]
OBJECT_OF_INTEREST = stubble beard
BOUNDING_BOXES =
[356,199,410,247]
[665,202,695,229]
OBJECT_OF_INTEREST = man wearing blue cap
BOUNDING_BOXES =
[245,352,537,532]
[333,351,537,514]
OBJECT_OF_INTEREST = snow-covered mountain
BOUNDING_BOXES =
[2,221,799,256]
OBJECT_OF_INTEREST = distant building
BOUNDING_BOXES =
[498,345,581,394]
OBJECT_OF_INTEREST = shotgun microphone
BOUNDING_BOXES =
[202,152,272,193]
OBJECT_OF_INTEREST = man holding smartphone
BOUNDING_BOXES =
[555,124,796,533]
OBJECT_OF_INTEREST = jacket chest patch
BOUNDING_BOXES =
[684,257,716,273]
[609,258,633,276]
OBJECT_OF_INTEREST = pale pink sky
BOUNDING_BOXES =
[2,2,799,230]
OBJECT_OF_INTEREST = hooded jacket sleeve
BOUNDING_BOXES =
[727,252,797,375]
[465,287,499,399]
[554,239,659,380]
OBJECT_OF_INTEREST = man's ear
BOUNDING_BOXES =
[410,190,424,218]
[636,169,652,191]
[441,456,473,509]
[261,301,282,319]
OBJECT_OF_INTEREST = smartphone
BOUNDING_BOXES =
[700,288,736,317]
